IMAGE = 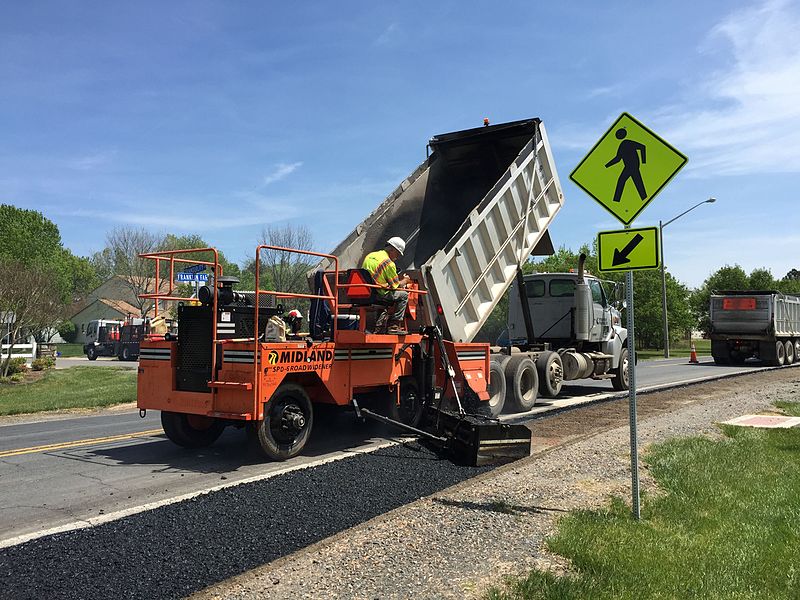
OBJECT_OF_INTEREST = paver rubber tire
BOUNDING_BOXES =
[612,347,630,391]
[784,341,795,365]
[86,347,97,361]
[712,353,730,365]
[536,351,563,398]
[486,360,507,417]
[504,355,538,412]
[386,377,424,427]
[251,383,314,461]
[161,411,225,448]
[775,341,786,366]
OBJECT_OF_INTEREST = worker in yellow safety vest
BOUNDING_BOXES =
[361,236,410,334]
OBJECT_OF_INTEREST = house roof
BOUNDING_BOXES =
[97,298,146,317]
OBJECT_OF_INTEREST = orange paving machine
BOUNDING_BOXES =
[136,246,531,466]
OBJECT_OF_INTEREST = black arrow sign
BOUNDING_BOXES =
[612,233,644,266]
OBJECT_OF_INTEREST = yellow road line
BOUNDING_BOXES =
[0,429,163,458]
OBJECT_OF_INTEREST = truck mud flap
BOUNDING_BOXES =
[421,407,531,467]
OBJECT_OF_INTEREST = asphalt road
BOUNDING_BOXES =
[0,355,784,547]
[55,356,138,369]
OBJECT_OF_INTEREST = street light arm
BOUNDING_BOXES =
[662,198,716,228]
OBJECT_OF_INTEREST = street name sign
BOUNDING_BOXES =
[176,272,209,283]
[597,226,660,273]
[570,112,687,225]
[182,264,207,274]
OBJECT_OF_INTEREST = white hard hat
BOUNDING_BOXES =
[287,309,304,319]
[386,236,406,256]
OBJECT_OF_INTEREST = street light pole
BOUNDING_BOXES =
[660,197,716,358]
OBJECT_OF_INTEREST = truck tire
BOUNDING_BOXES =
[251,383,313,461]
[161,411,225,448]
[795,340,800,363]
[775,341,786,366]
[86,347,97,361]
[121,346,131,361]
[612,347,630,391]
[487,360,507,416]
[535,351,563,398]
[503,356,537,413]
[784,341,795,365]
[712,353,730,365]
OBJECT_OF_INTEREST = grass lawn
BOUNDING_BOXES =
[488,401,800,599]
[0,367,137,416]
[55,343,85,357]
[638,338,711,361]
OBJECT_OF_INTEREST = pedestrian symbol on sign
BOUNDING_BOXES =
[569,113,687,225]
[605,128,647,203]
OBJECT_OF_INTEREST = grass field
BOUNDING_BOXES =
[55,343,85,357]
[0,367,137,416]
[638,338,710,361]
[487,400,800,599]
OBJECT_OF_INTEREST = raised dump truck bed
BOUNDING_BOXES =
[318,118,565,343]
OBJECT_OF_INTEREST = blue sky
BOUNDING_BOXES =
[2,0,798,288]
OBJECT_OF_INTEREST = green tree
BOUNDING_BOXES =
[690,265,749,335]
[748,267,776,290]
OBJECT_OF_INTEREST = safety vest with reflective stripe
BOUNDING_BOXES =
[362,250,400,295]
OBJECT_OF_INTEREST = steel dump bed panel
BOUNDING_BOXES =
[321,119,564,342]
[710,291,800,337]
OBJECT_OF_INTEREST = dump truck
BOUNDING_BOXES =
[136,118,566,465]
[317,118,628,417]
[710,290,800,366]
[84,318,145,361]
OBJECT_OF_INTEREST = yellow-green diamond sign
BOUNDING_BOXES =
[570,113,687,225]
[597,226,660,273]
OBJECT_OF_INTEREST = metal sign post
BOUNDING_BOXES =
[625,266,640,520]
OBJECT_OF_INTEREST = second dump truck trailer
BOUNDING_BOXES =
[710,290,800,366]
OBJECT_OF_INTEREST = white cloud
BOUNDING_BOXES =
[68,151,116,171]
[375,23,399,46]
[660,0,800,176]
[261,162,302,187]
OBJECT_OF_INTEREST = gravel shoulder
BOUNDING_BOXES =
[194,367,800,600]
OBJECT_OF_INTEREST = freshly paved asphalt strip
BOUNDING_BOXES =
[0,442,493,600]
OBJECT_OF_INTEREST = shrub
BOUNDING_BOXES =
[9,373,25,383]
[3,357,29,375]
[57,320,78,343]
[0,376,10,385]
[32,356,56,371]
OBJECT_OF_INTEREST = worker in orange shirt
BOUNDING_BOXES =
[361,237,410,334]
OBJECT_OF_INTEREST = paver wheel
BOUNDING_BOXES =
[536,351,563,398]
[504,355,538,412]
[251,383,313,461]
[386,377,424,427]
[161,411,225,448]
[612,347,630,391]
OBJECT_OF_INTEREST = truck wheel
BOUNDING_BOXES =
[386,378,424,427]
[535,351,563,398]
[86,347,97,361]
[161,411,225,448]
[251,383,313,461]
[712,353,730,365]
[775,341,786,366]
[784,341,794,365]
[612,348,630,391]
[502,356,537,413]
[794,340,800,363]
[487,360,507,416]
[121,346,131,361]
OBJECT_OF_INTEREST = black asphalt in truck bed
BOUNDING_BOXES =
[0,442,492,600]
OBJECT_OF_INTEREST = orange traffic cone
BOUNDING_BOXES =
[689,342,699,364]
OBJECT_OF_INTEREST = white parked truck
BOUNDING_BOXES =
[710,290,800,366]
[316,117,628,415]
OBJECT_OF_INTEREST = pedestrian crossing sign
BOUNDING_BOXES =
[569,113,687,225]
